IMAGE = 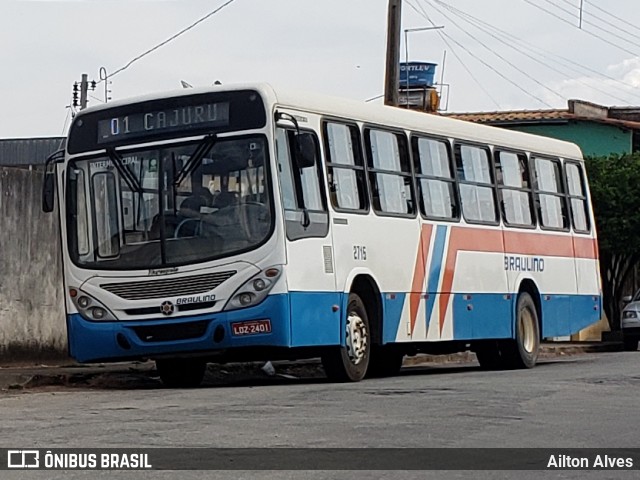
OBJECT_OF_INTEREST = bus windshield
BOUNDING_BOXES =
[66,135,272,270]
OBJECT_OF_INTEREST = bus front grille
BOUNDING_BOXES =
[100,271,236,300]
[131,320,210,342]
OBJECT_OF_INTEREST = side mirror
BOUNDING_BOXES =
[623,295,633,303]
[42,171,56,212]
[42,149,64,213]
[295,133,317,169]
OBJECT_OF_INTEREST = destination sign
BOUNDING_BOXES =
[68,90,267,154]
[97,102,230,144]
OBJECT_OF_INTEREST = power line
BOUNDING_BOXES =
[447,2,640,97]
[404,0,502,109]
[521,0,639,57]
[557,0,640,44]
[431,0,640,105]
[100,0,237,83]
[545,0,640,50]
[432,3,564,106]
[425,0,563,105]
[586,0,640,36]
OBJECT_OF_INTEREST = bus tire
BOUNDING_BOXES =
[502,292,540,369]
[321,293,370,382]
[366,345,404,378]
[622,335,639,351]
[156,358,207,388]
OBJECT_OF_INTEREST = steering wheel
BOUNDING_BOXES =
[239,201,269,240]
[174,218,202,238]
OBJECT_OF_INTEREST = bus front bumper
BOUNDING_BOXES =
[67,294,291,363]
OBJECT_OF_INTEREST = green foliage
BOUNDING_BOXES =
[585,153,640,328]
[586,153,640,253]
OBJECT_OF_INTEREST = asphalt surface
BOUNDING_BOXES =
[0,341,621,391]
[0,347,638,479]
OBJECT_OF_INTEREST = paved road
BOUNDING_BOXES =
[1,352,638,479]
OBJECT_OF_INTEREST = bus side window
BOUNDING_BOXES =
[412,136,458,221]
[532,157,569,231]
[565,162,590,233]
[455,144,497,224]
[275,127,329,240]
[365,128,415,217]
[323,122,368,212]
[495,151,535,228]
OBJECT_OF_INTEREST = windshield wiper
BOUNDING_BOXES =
[106,148,143,194]
[174,134,217,187]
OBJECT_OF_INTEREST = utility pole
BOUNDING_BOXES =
[79,73,89,110]
[72,73,97,110]
[384,0,402,106]
[579,0,584,29]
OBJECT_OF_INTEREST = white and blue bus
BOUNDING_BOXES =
[42,83,601,386]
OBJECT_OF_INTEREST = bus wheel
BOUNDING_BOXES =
[366,345,404,378]
[156,358,207,388]
[502,292,540,369]
[321,293,370,382]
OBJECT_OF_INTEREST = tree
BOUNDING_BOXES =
[585,153,640,329]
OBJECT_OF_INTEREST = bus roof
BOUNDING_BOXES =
[77,82,584,161]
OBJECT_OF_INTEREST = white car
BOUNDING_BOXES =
[621,292,640,351]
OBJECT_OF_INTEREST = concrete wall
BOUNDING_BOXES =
[0,166,66,358]
[511,121,633,157]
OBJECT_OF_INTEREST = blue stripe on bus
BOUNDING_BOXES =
[452,293,513,340]
[449,292,601,341]
[425,225,448,333]
[382,293,407,344]
[289,291,343,347]
[541,294,601,338]
[66,290,601,363]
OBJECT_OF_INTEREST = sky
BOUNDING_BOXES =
[3,0,640,138]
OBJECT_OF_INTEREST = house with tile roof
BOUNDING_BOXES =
[447,100,640,157]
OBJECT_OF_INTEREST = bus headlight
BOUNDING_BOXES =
[77,296,91,309]
[224,267,282,311]
[69,288,117,322]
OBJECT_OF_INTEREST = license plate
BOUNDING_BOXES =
[231,320,272,336]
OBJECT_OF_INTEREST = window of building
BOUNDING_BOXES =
[323,122,368,212]
[412,136,458,220]
[495,151,535,227]
[532,156,568,230]
[455,144,497,224]
[565,162,590,233]
[365,128,415,216]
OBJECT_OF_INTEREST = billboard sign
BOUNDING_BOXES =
[399,62,437,89]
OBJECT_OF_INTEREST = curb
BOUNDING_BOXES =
[0,342,623,391]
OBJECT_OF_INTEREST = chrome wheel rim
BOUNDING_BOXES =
[520,307,537,353]
[345,312,368,365]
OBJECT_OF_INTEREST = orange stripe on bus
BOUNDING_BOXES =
[437,227,598,335]
[409,224,433,336]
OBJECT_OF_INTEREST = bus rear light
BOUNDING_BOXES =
[69,288,78,298]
